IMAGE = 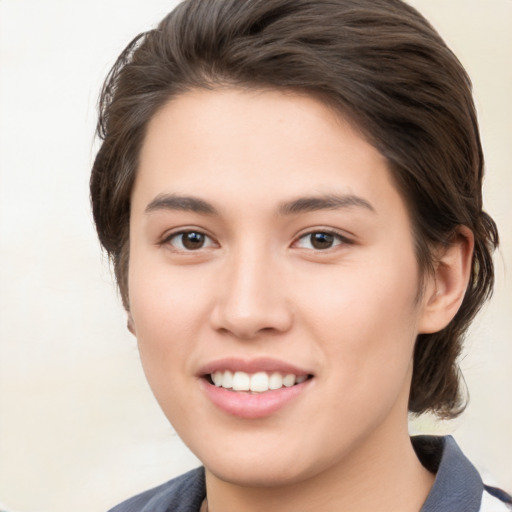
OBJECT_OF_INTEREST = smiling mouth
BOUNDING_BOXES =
[205,370,313,393]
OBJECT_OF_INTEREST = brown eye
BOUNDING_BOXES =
[182,232,205,249]
[310,232,334,249]
[167,231,214,251]
[295,231,348,250]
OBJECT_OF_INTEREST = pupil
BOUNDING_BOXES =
[311,232,333,249]
[183,232,204,249]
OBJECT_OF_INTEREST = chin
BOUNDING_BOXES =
[197,436,337,489]
[206,458,313,488]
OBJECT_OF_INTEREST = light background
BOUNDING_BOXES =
[0,1,510,511]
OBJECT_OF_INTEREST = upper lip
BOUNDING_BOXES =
[198,357,313,377]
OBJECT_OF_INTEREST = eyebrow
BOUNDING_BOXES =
[144,192,375,216]
[278,194,376,215]
[145,194,218,215]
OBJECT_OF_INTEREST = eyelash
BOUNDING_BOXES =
[294,229,352,251]
[161,230,217,252]
[161,228,352,253]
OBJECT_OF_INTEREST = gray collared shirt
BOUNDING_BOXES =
[108,436,511,512]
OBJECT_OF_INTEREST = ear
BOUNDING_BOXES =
[418,226,474,334]
[127,312,136,335]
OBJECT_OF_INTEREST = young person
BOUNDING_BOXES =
[90,0,510,510]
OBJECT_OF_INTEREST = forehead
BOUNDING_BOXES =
[133,87,407,223]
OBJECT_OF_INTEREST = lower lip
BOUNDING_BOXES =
[200,378,312,419]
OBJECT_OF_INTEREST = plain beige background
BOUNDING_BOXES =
[0,1,511,511]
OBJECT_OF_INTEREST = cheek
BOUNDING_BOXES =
[127,259,211,388]
[128,270,203,427]
[299,254,420,336]
[130,255,210,332]
[297,252,421,390]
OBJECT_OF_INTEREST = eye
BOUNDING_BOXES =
[295,231,348,250]
[164,230,216,251]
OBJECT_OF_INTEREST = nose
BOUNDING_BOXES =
[209,247,294,339]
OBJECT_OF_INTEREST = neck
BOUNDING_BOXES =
[204,422,434,512]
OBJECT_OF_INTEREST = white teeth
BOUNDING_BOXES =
[219,370,233,388]
[232,371,250,391]
[210,370,308,392]
[269,372,283,390]
[213,371,223,387]
[283,374,296,387]
[250,372,269,392]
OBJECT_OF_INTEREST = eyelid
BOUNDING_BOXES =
[160,227,218,252]
[158,226,352,252]
[292,228,353,250]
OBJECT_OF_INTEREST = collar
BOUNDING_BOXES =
[413,435,483,512]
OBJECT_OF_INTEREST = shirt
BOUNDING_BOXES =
[108,435,512,512]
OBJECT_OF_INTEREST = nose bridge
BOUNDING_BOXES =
[211,239,292,338]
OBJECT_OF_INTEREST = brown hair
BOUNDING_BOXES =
[90,0,498,418]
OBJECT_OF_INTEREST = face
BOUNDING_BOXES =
[128,88,431,487]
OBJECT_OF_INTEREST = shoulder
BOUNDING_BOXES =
[107,467,206,512]
[412,435,511,512]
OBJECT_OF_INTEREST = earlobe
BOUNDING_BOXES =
[127,313,136,335]
[418,226,474,334]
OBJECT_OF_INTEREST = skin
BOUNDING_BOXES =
[128,88,473,512]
